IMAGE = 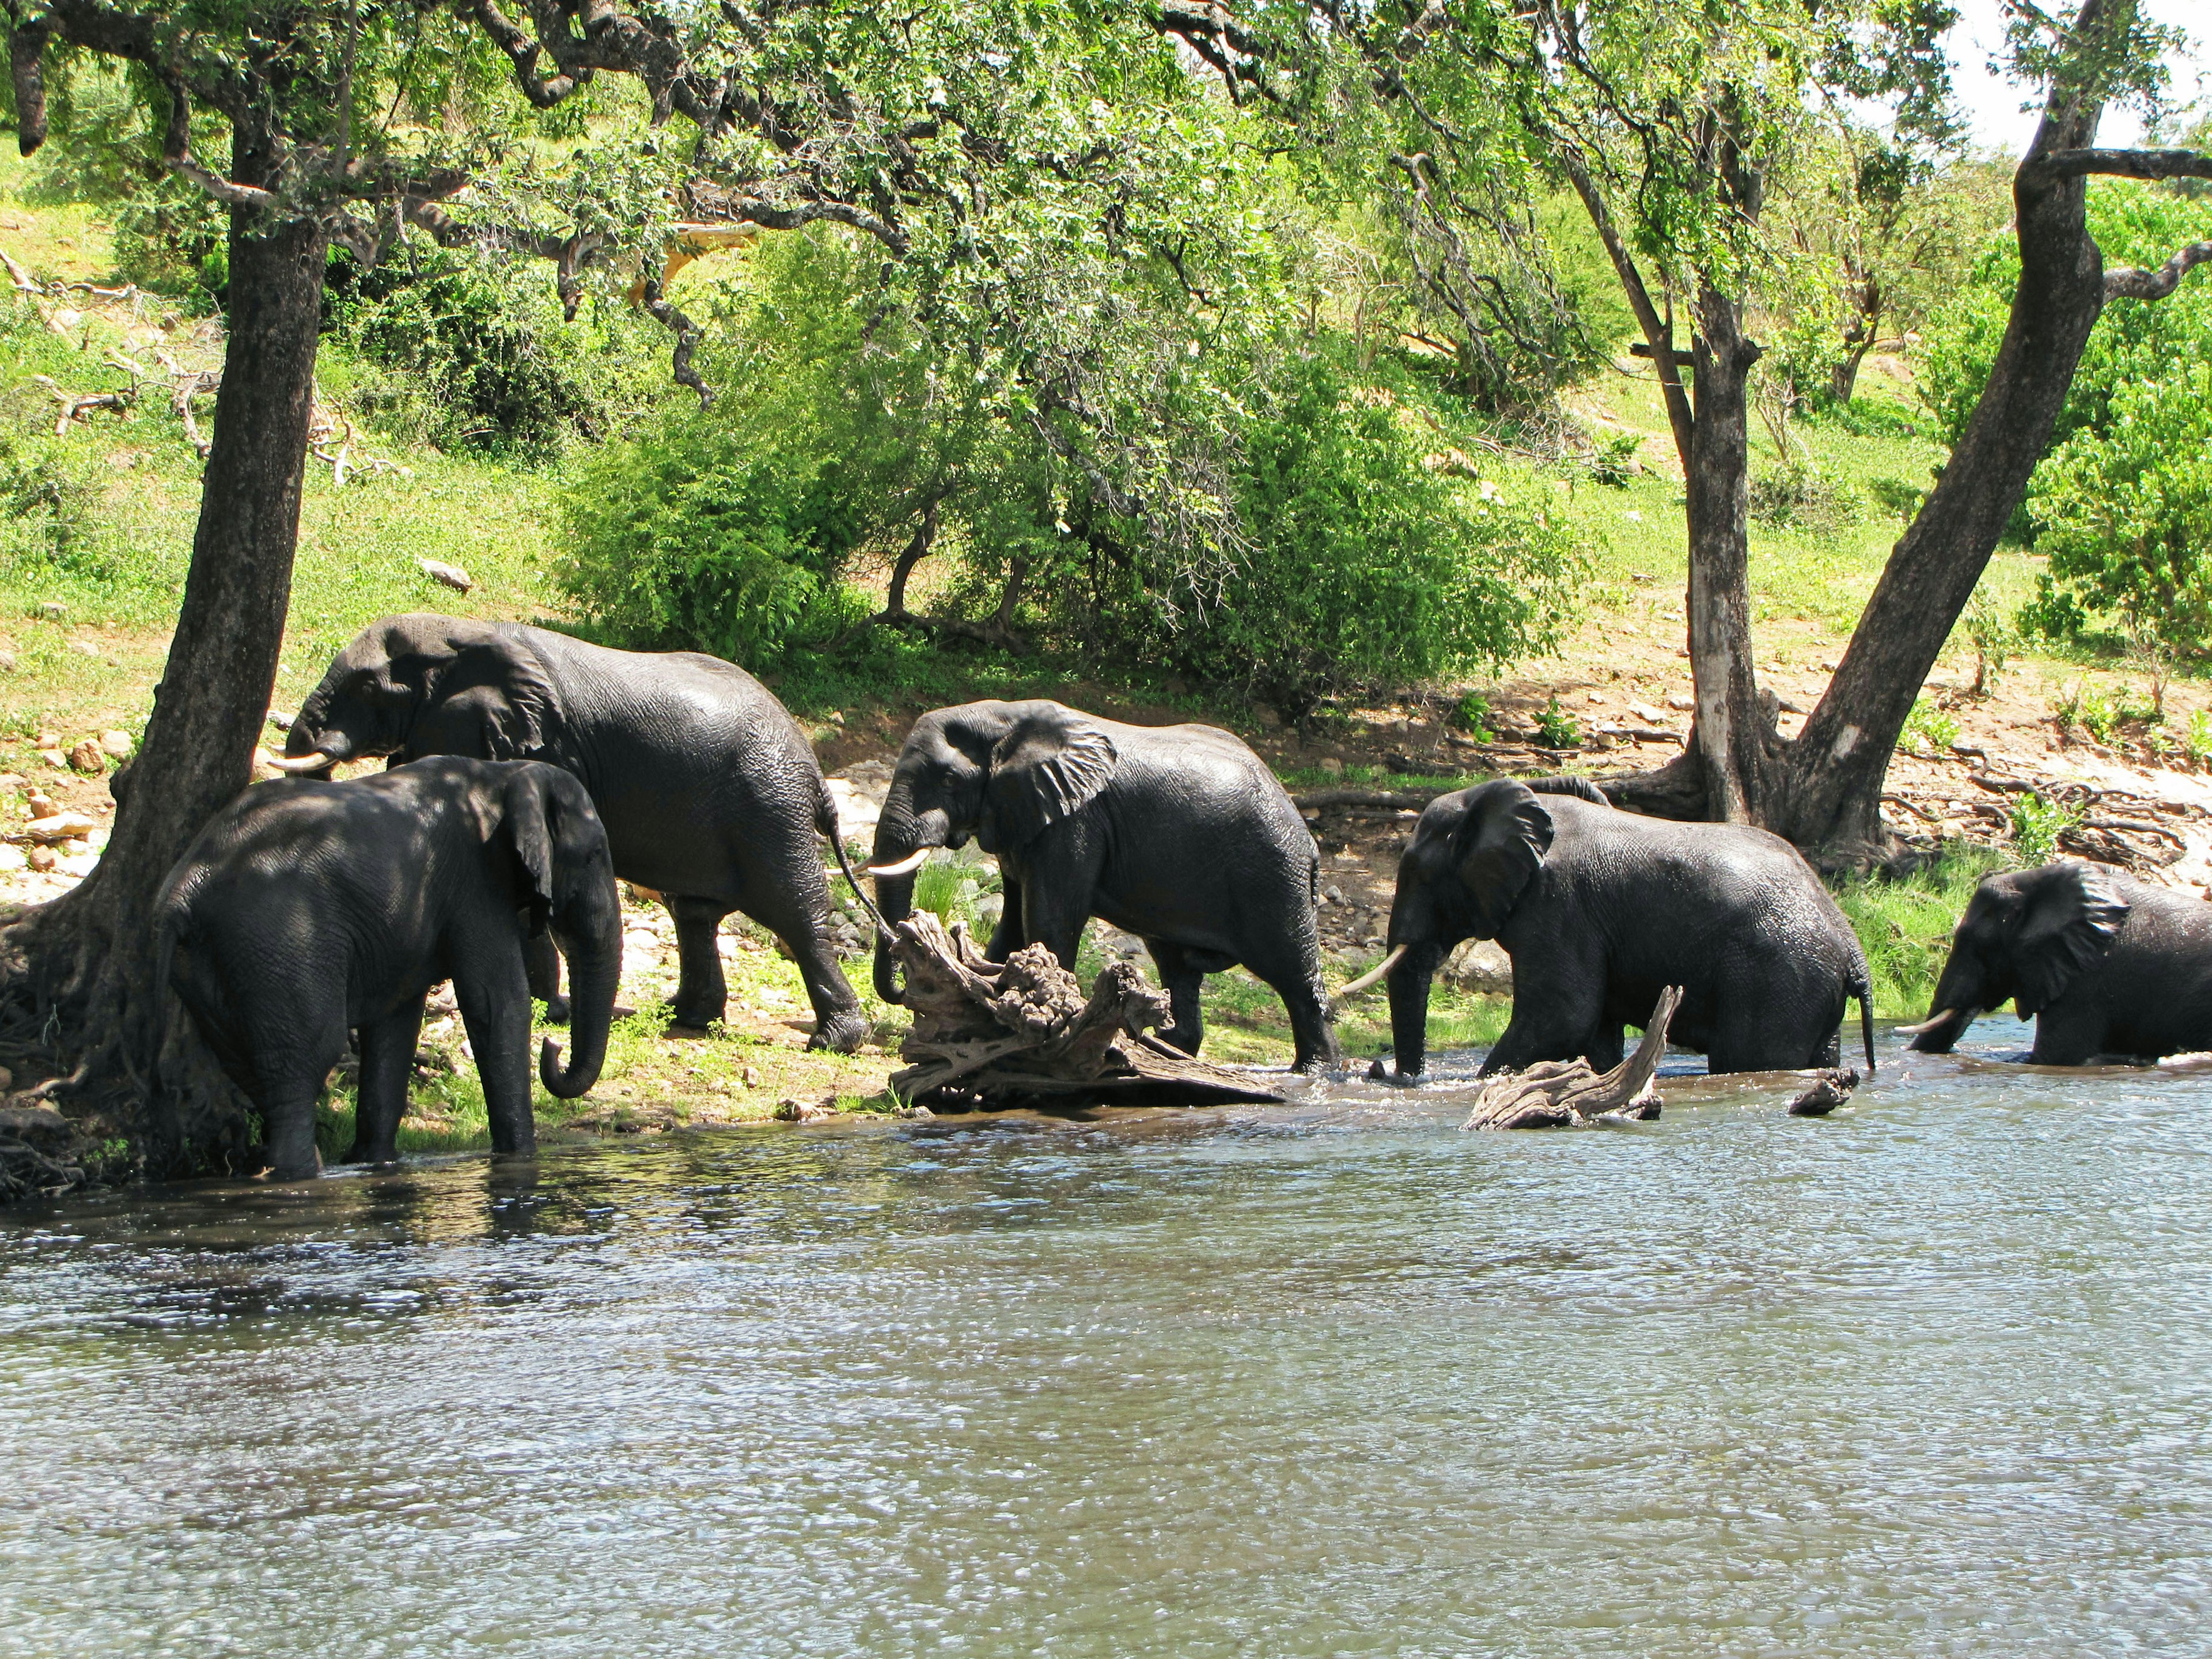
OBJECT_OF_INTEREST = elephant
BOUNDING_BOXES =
[1905,861,2212,1063]
[866,699,1340,1071]
[1356,777,1875,1080]
[278,613,868,1050]
[156,757,622,1180]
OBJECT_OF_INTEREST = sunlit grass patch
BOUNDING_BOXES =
[1832,848,2004,1018]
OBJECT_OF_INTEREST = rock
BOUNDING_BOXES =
[26,846,55,873]
[25,791,56,816]
[267,709,296,730]
[1787,1069,1859,1117]
[98,730,133,760]
[0,1102,72,1147]
[249,746,286,782]
[35,732,57,748]
[67,740,104,775]
[419,558,474,592]
[56,851,98,878]
[741,1065,761,1088]
[773,1097,839,1122]
[0,652,14,672]
[22,811,99,843]
[70,640,98,658]
[974,892,1004,929]
[1666,693,1694,711]
[37,749,67,770]
[0,847,24,873]
[825,777,882,845]
[1324,884,1344,904]
[1630,701,1668,724]
[1320,756,1344,776]
[825,709,845,726]
[1444,938,1513,993]
[37,601,65,621]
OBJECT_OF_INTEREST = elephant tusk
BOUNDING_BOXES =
[866,849,931,878]
[1895,1007,1959,1036]
[266,750,337,774]
[1338,944,1409,998]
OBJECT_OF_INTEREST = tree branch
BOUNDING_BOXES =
[2034,146,2212,182]
[1562,151,1694,465]
[2105,240,2212,300]
[9,13,50,155]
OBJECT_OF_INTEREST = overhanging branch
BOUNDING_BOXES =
[2035,146,2212,183]
[2105,240,2212,301]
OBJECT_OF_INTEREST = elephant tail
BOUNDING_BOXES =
[817,775,890,941]
[1527,775,1610,806]
[1855,977,1876,1074]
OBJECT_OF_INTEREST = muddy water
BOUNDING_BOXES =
[5,1016,2212,1657]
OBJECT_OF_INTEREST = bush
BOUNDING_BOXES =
[1154,356,1581,718]
[324,251,658,460]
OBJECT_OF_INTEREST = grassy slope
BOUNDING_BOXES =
[0,166,2047,1161]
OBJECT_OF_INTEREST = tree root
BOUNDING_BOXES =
[888,912,1282,1110]
[1462,987,1682,1130]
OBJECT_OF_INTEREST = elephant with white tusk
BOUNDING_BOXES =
[868,699,1339,1072]
[281,613,868,1049]
[1357,776,1875,1084]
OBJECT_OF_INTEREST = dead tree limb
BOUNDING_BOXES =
[1463,986,1682,1129]
[888,911,1282,1109]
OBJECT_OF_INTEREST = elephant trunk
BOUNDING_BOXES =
[539,914,620,1099]
[1387,941,1446,1079]
[872,868,918,1005]
[1908,956,1991,1053]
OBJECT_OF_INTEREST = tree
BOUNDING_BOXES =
[0,0,1232,1175]
[1173,0,2212,856]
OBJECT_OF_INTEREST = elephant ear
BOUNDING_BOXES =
[1449,781,1556,935]
[978,704,1118,853]
[419,622,559,762]
[487,765,560,929]
[2013,862,2130,1014]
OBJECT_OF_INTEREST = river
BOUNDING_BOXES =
[4,1014,2210,1656]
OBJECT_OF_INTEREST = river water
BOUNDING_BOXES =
[5,1015,2210,1657]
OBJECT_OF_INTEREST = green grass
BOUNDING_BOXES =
[1832,847,2005,1018]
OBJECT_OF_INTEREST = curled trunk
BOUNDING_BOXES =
[540,914,619,1097]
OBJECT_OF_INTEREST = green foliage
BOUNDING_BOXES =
[2008,791,2082,867]
[1149,358,1580,717]
[1964,599,2020,695]
[1535,694,1580,748]
[1588,431,1641,487]
[1749,462,1862,532]
[1921,181,2212,646]
[1832,849,2004,1018]
[1453,690,1495,740]
[2187,709,2212,766]
[1902,696,1959,752]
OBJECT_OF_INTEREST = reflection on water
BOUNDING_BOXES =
[5,1017,2211,1657]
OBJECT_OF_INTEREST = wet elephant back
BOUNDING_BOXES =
[2097,884,2212,1055]
[1088,723,1312,951]
[510,628,824,895]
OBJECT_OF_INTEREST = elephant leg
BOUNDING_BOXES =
[1240,933,1340,1074]
[726,881,869,1054]
[665,894,732,1030]
[525,930,568,1025]
[1145,940,1206,1056]
[986,877,1025,962]
[346,995,426,1165]
[1480,958,1606,1078]
[259,1088,326,1182]
[455,945,537,1158]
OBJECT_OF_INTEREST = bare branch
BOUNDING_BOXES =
[2106,240,2212,301]
[683,181,909,255]
[638,257,710,407]
[2035,146,2212,183]
[168,155,278,210]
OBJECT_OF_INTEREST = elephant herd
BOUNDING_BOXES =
[154,611,2212,1182]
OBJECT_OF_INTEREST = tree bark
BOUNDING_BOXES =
[1767,0,2127,853]
[1,141,325,1172]
[1683,283,1771,824]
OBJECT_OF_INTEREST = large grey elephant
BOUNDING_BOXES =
[1356,777,1874,1080]
[157,757,622,1180]
[1906,861,2212,1063]
[866,699,1339,1071]
[279,613,867,1050]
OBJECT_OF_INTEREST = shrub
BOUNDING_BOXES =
[2008,791,2082,866]
[1902,696,1959,753]
[1158,355,1581,718]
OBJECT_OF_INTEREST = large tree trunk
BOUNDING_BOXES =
[1,155,325,1173]
[1765,14,2120,854]
[1683,283,1773,825]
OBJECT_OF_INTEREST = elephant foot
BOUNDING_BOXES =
[342,1141,400,1168]
[809,1008,870,1055]
[1156,1023,1202,1057]
[666,995,725,1035]
[1367,1056,1422,1086]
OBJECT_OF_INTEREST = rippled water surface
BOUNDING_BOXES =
[6,1017,2212,1657]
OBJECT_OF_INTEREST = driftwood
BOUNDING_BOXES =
[1463,987,1683,1130]
[1786,1069,1859,1116]
[888,911,1282,1109]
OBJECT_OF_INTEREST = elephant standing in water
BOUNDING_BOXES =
[1906,861,2212,1063]
[867,699,1339,1071]
[1357,777,1874,1080]
[157,758,622,1180]
[279,613,868,1050]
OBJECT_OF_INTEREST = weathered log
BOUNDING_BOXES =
[887,911,1282,1110]
[1786,1069,1859,1116]
[1462,987,1683,1130]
